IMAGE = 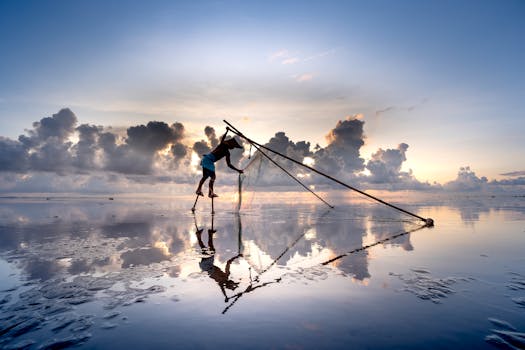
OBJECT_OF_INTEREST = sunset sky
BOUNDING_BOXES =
[0,0,523,191]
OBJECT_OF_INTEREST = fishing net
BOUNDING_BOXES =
[231,141,428,228]
[233,146,322,212]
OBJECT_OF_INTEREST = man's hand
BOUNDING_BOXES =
[238,169,244,174]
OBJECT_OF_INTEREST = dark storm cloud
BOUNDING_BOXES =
[171,143,187,159]
[314,116,365,175]
[366,143,409,183]
[25,108,77,143]
[192,140,211,157]
[126,121,183,153]
[192,126,223,159]
[100,121,188,174]
[190,126,217,158]
[104,121,187,174]
[0,109,192,179]
[0,137,28,171]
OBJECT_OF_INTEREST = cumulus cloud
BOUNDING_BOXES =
[444,166,488,192]
[21,108,77,145]
[366,143,409,183]
[1,108,521,193]
[314,115,365,177]
[73,124,102,171]
[102,121,188,175]
[0,137,28,172]
[0,109,193,181]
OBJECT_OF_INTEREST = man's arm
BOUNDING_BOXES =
[225,154,243,173]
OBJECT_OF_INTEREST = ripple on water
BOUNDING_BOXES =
[0,268,167,349]
[485,318,525,349]
[391,268,464,303]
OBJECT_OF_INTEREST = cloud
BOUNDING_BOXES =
[102,121,188,175]
[492,177,525,186]
[268,49,289,62]
[375,106,395,116]
[22,108,77,144]
[366,143,409,183]
[204,126,219,148]
[270,48,336,65]
[500,171,525,177]
[303,48,337,62]
[295,73,313,82]
[0,109,193,179]
[0,108,522,193]
[268,49,299,65]
[444,166,488,192]
[239,116,367,187]
[282,57,299,65]
[72,124,102,171]
[0,137,28,172]
[315,115,365,176]
[375,99,428,117]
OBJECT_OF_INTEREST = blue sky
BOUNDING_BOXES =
[0,0,524,184]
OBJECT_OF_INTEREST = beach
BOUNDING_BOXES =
[0,192,524,349]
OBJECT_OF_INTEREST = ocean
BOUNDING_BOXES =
[0,192,524,349]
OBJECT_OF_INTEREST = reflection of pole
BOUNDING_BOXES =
[222,221,429,314]
[321,224,427,266]
[224,120,433,226]
[211,196,215,215]
[193,212,199,231]
[236,213,243,255]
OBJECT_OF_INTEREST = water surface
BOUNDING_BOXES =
[0,193,524,349]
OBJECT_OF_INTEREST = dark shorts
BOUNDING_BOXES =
[202,167,215,180]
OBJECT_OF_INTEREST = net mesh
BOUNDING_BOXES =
[232,145,423,227]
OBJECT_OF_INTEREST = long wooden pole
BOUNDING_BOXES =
[224,120,433,226]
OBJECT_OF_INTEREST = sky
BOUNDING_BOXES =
[0,0,524,193]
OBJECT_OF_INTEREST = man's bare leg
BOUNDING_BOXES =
[196,177,206,196]
[208,174,218,198]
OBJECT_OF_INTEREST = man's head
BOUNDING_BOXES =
[224,137,243,150]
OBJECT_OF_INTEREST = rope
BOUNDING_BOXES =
[224,120,433,226]
[248,142,333,209]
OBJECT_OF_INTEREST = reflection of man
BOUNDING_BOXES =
[196,227,242,301]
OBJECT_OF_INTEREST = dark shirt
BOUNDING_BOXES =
[211,143,230,162]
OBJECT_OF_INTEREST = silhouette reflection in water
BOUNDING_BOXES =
[194,214,242,301]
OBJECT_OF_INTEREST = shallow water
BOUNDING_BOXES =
[0,193,524,349]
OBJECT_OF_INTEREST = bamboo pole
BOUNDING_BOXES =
[224,120,433,226]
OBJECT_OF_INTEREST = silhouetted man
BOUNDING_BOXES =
[196,137,243,198]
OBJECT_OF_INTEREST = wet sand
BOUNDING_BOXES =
[0,193,524,349]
